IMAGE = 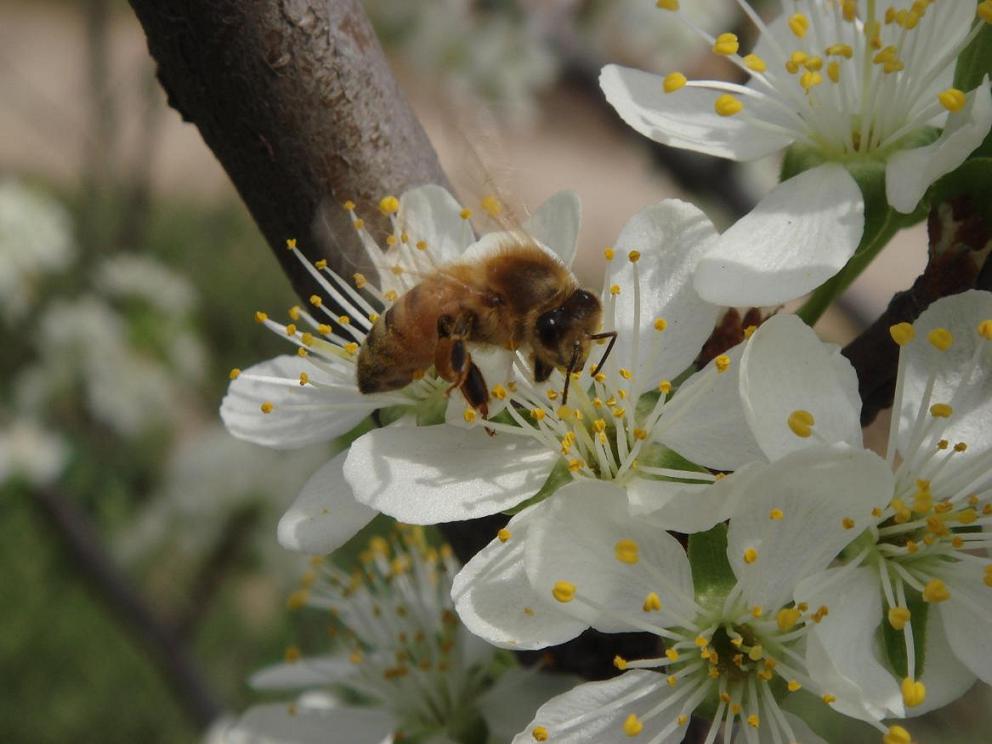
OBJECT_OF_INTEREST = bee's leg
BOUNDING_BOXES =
[435,313,474,390]
[460,362,491,422]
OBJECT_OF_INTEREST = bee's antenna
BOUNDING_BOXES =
[562,342,582,405]
[588,331,619,377]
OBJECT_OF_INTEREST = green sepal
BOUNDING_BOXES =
[881,592,929,679]
[688,524,736,605]
[503,459,571,516]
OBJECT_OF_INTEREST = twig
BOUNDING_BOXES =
[32,486,221,729]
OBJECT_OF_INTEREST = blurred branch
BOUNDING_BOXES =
[174,503,261,641]
[127,0,449,301]
[32,486,221,729]
[844,196,992,426]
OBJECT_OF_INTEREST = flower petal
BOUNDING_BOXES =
[599,65,795,161]
[228,703,395,744]
[627,461,763,534]
[277,450,377,554]
[343,426,559,523]
[249,654,355,690]
[896,289,992,465]
[740,314,863,460]
[451,502,588,650]
[797,565,904,721]
[444,344,517,426]
[398,184,474,264]
[656,342,765,471]
[510,670,679,744]
[220,355,373,449]
[886,78,992,214]
[727,445,893,611]
[912,602,977,715]
[694,164,865,306]
[525,480,695,634]
[604,199,722,394]
[939,560,992,686]
[524,191,581,268]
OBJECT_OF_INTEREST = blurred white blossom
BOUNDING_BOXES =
[0,417,67,487]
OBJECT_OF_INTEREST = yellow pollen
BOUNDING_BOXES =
[306,294,322,308]
[229,368,241,380]
[677,714,688,727]
[658,380,672,394]
[801,71,823,90]
[618,368,633,380]
[314,323,329,335]
[531,408,546,422]
[352,218,365,231]
[491,384,507,400]
[254,310,268,323]
[615,539,640,565]
[654,318,668,332]
[978,319,992,340]
[297,347,308,357]
[827,43,854,58]
[463,408,477,424]
[980,1,992,24]
[656,0,679,9]
[481,195,503,217]
[552,580,576,603]
[730,703,742,715]
[746,714,760,728]
[927,327,953,350]
[743,54,766,72]
[822,694,836,705]
[390,265,404,275]
[378,195,399,214]
[983,565,992,587]
[901,677,926,708]
[667,674,678,687]
[883,726,913,744]
[777,607,801,631]
[628,250,641,263]
[786,51,808,74]
[611,407,626,418]
[788,409,815,438]
[260,401,274,414]
[610,284,621,296]
[923,578,950,603]
[663,72,687,93]
[385,234,398,247]
[288,305,301,321]
[751,606,763,619]
[604,246,615,261]
[743,547,758,564]
[955,442,968,453]
[842,517,855,530]
[286,589,308,610]
[938,88,967,113]
[633,428,648,440]
[929,403,952,418]
[353,273,367,289]
[769,508,784,521]
[532,726,549,742]
[343,342,359,354]
[788,679,802,692]
[827,61,841,83]
[459,208,472,220]
[497,528,511,543]
[694,636,708,648]
[614,655,628,670]
[713,32,739,55]
[342,200,356,212]
[299,372,309,386]
[623,713,644,737]
[416,240,428,251]
[315,259,328,270]
[547,390,559,401]
[788,13,810,37]
[714,94,743,117]
[642,592,662,612]
[714,355,731,373]
[665,648,680,661]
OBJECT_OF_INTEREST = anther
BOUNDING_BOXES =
[714,354,731,373]
[463,408,477,424]
[642,592,662,612]
[769,508,784,520]
[314,259,328,270]
[497,528,511,543]
[552,580,576,603]
[299,372,309,386]
[254,311,268,323]
[664,72,687,93]
[927,327,953,351]
[743,547,758,564]
[656,0,679,9]
[459,208,472,220]
[628,250,641,263]
[229,368,241,380]
[788,680,802,692]
[938,89,966,113]
[902,678,926,708]
[654,318,668,332]
[978,320,992,340]
[788,409,815,438]
[623,713,644,737]
[929,403,952,418]
[260,402,274,414]
[378,195,399,215]
[788,13,810,37]
[743,54,766,72]
[923,578,950,603]
[712,33,739,55]
[285,238,297,250]
[714,94,744,117]
[883,725,913,744]
[615,539,640,565]
[604,247,615,260]
[532,726,549,742]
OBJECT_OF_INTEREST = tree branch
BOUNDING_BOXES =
[32,487,221,729]
[127,0,449,300]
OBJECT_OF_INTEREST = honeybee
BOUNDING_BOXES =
[356,240,617,417]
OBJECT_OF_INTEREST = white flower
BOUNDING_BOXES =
[505,478,894,744]
[225,528,576,744]
[96,254,198,316]
[220,185,581,555]
[0,179,74,321]
[600,1,992,305]
[776,290,992,719]
[0,417,67,487]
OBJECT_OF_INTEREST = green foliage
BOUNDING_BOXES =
[688,524,735,603]
[881,592,929,680]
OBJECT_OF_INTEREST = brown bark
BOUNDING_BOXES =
[127,0,449,299]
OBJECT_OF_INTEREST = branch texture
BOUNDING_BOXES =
[128,0,449,299]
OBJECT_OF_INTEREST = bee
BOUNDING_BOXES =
[356,240,617,417]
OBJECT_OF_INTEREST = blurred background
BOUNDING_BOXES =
[0,0,984,742]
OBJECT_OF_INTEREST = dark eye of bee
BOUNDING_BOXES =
[536,309,565,347]
[563,289,599,317]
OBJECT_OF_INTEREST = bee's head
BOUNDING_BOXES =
[532,289,603,381]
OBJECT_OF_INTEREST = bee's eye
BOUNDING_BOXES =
[563,289,600,316]
[536,309,564,347]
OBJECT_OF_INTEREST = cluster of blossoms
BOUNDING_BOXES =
[220,1,992,742]
[224,527,576,744]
